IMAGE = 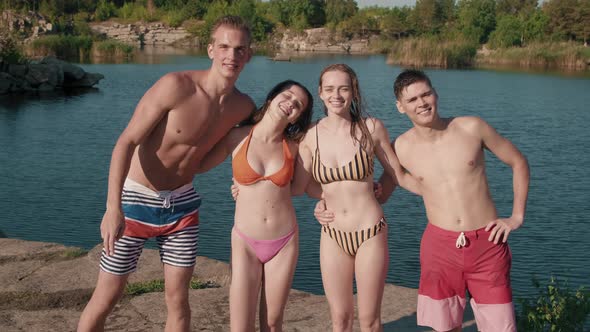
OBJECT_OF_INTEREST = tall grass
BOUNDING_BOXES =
[477,42,590,70]
[92,40,135,59]
[387,37,478,68]
[28,35,93,61]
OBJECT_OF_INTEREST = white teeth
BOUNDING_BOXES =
[279,105,291,116]
[418,107,431,115]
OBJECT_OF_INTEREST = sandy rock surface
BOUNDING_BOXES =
[0,239,476,331]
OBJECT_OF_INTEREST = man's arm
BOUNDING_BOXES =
[102,73,191,256]
[371,118,421,196]
[377,171,396,204]
[196,127,246,174]
[476,117,530,243]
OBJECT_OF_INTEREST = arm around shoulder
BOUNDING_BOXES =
[291,133,315,196]
[370,118,421,196]
[197,127,248,174]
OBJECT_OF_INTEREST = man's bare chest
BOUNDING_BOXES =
[402,141,484,183]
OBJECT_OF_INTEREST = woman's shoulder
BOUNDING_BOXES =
[363,116,386,132]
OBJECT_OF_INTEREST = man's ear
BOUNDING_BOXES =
[207,43,214,59]
[396,100,405,114]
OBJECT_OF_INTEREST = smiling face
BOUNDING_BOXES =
[269,85,309,124]
[207,25,251,79]
[319,70,353,116]
[396,81,439,127]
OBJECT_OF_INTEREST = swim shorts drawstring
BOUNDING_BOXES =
[159,191,178,212]
[456,232,467,248]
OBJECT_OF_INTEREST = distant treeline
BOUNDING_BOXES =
[1,0,589,68]
[1,0,588,46]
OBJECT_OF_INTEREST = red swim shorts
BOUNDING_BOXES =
[417,223,516,332]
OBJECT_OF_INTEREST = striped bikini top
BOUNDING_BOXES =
[311,124,374,184]
[232,127,295,187]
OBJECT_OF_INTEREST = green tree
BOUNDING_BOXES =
[325,0,357,26]
[94,0,117,21]
[375,7,411,38]
[489,14,523,47]
[457,0,496,43]
[266,0,324,30]
[496,0,538,16]
[522,8,549,44]
[543,0,578,40]
[409,0,452,35]
[338,10,379,38]
[575,0,590,45]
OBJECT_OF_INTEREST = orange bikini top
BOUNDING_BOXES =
[232,127,295,187]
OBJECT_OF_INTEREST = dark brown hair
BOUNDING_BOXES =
[319,64,374,152]
[394,69,433,100]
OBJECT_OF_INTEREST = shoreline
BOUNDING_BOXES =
[79,46,590,75]
[0,237,478,331]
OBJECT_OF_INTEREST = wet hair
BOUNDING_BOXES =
[319,64,374,152]
[251,80,314,143]
[210,15,252,45]
[394,69,433,100]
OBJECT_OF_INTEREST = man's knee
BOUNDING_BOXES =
[165,288,189,307]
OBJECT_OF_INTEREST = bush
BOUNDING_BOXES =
[162,10,187,28]
[517,276,590,331]
[489,15,523,49]
[95,0,117,21]
[0,32,26,64]
[118,1,160,23]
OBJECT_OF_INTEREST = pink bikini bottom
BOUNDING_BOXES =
[233,225,297,263]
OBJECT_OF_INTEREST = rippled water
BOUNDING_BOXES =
[1,54,589,303]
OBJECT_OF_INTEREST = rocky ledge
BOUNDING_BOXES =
[0,238,477,331]
[0,56,103,95]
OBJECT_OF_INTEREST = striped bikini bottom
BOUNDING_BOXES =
[321,217,387,256]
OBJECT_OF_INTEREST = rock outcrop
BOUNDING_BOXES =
[89,22,198,47]
[0,10,53,42]
[0,238,478,331]
[276,28,374,54]
[0,56,103,94]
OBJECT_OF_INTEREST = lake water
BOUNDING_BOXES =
[1,53,589,304]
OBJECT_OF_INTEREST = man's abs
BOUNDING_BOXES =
[423,190,498,232]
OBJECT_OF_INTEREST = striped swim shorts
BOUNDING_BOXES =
[100,178,201,275]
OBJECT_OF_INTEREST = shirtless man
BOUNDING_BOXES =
[316,69,529,332]
[78,16,255,332]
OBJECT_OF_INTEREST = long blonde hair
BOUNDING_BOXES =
[319,64,374,152]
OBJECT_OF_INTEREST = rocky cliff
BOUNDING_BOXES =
[88,21,198,48]
[276,28,374,54]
